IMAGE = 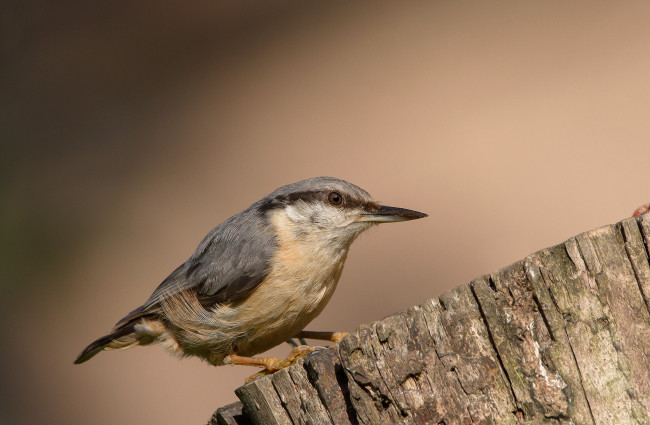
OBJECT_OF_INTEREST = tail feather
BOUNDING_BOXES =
[74,307,157,364]
[74,323,140,364]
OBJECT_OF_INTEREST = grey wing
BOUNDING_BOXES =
[139,207,276,314]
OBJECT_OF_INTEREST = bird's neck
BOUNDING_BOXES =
[268,210,353,271]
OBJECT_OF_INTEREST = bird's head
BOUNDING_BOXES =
[258,177,427,251]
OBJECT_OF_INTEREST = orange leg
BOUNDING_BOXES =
[294,330,349,343]
[227,353,282,371]
[227,345,322,383]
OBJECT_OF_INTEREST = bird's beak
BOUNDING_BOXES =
[356,205,428,223]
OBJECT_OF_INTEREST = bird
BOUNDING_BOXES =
[75,176,427,379]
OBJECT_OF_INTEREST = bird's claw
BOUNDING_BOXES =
[330,331,348,343]
[244,345,325,383]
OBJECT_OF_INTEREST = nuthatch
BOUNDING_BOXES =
[75,177,426,379]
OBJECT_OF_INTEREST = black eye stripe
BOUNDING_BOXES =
[258,190,370,216]
[280,190,326,204]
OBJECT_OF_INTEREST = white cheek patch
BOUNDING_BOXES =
[315,204,351,228]
[285,204,306,223]
[316,204,341,226]
[285,202,365,231]
[286,202,339,226]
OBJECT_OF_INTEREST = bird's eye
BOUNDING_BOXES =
[328,191,343,206]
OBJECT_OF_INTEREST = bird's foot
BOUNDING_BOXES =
[293,330,349,344]
[329,331,349,343]
[228,345,325,383]
[281,344,323,367]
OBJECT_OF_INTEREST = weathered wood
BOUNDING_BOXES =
[213,212,650,425]
[210,402,251,425]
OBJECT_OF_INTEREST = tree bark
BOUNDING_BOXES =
[211,213,650,425]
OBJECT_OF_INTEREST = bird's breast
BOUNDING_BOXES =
[225,211,351,356]
[230,249,348,356]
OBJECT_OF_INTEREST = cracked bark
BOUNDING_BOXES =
[211,213,650,425]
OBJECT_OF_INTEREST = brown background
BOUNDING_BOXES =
[2,1,650,424]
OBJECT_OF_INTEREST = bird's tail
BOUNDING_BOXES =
[74,322,141,364]
[74,307,156,364]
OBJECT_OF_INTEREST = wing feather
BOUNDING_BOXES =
[138,203,276,314]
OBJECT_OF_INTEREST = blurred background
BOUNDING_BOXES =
[2,1,650,424]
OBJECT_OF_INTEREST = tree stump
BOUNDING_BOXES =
[211,213,650,425]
